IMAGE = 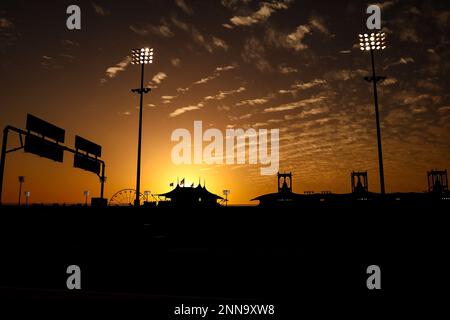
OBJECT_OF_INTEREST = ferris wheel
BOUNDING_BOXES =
[109,189,146,206]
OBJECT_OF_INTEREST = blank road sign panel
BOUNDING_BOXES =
[75,135,102,157]
[24,134,64,162]
[74,153,101,174]
[26,114,65,143]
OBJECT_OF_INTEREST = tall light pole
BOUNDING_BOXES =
[18,176,24,205]
[359,32,387,195]
[131,47,154,206]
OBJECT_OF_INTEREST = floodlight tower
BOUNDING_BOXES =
[358,32,387,195]
[130,47,153,207]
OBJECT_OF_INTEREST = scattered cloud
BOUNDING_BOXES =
[175,0,194,15]
[278,79,326,94]
[309,16,329,35]
[205,87,246,101]
[149,72,168,88]
[264,96,326,113]
[438,106,450,113]
[61,39,79,47]
[104,56,131,80]
[381,78,398,86]
[278,65,298,74]
[170,87,246,117]
[0,18,13,29]
[384,57,415,70]
[229,1,290,27]
[212,36,229,50]
[236,98,269,107]
[176,64,237,93]
[129,23,174,37]
[92,3,109,16]
[266,16,329,52]
[241,37,271,71]
[171,16,227,53]
[170,103,204,117]
[171,58,181,67]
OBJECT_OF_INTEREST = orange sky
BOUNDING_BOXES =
[1,0,450,205]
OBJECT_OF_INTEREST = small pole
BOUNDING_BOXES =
[0,127,10,205]
[18,176,25,206]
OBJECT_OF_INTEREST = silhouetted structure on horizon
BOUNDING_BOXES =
[351,171,368,195]
[427,169,448,194]
[251,172,309,207]
[157,182,223,208]
[252,169,450,207]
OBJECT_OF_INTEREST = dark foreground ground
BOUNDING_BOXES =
[0,202,448,317]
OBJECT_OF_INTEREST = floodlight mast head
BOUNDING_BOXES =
[358,32,386,51]
[131,47,154,65]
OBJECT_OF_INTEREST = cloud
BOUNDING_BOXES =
[170,87,245,117]
[241,37,271,71]
[204,87,246,101]
[286,25,311,51]
[175,0,194,15]
[284,106,330,120]
[194,74,218,85]
[149,72,168,88]
[0,18,13,29]
[215,64,236,72]
[264,96,326,113]
[61,39,79,47]
[171,58,181,67]
[236,98,269,106]
[129,24,174,37]
[325,69,366,81]
[92,3,109,16]
[384,57,415,70]
[374,1,397,10]
[416,79,441,91]
[438,106,450,113]
[212,36,229,50]
[292,79,326,90]
[266,16,329,52]
[278,65,298,74]
[380,78,398,86]
[171,16,223,53]
[278,79,326,94]
[162,95,176,104]
[104,56,131,80]
[176,64,237,93]
[170,103,204,117]
[309,16,329,35]
[229,1,290,27]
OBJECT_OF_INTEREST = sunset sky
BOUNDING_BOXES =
[1,0,449,205]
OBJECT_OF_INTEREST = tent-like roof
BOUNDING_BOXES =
[158,184,223,200]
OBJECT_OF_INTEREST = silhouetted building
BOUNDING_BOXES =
[427,169,448,194]
[251,172,314,207]
[157,182,223,208]
[351,171,368,195]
